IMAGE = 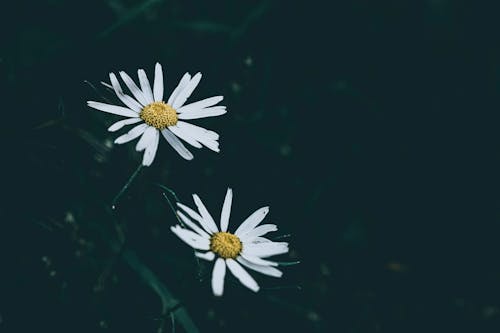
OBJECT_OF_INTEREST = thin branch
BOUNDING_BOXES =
[156,184,203,279]
[111,163,143,210]
[155,183,183,225]
[84,80,112,103]
[169,312,175,333]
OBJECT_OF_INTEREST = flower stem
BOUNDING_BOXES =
[156,183,183,225]
[111,163,143,210]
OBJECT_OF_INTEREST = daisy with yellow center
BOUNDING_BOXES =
[87,63,226,166]
[171,188,289,296]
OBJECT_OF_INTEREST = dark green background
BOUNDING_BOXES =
[1,0,500,332]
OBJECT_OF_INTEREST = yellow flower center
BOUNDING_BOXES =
[140,101,178,129]
[210,232,242,259]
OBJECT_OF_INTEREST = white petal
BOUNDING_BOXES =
[178,106,227,120]
[109,73,143,112]
[240,253,278,267]
[136,126,157,151]
[119,71,148,106]
[192,194,219,233]
[234,207,270,236]
[167,73,191,106]
[138,69,154,104]
[87,101,137,117]
[226,259,259,293]
[171,226,210,250]
[177,96,224,113]
[175,121,220,152]
[195,251,215,261]
[252,237,272,243]
[107,117,142,132]
[243,242,289,258]
[239,224,277,241]
[160,129,194,160]
[114,123,148,144]
[101,81,113,89]
[172,72,202,109]
[142,129,160,166]
[168,125,203,148]
[237,257,283,278]
[177,210,210,239]
[177,203,206,227]
[220,188,233,232]
[177,203,214,235]
[176,121,219,140]
[153,62,164,101]
[211,258,226,296]
[195,135,219,152]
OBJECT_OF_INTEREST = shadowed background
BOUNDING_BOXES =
[1,0,500,332]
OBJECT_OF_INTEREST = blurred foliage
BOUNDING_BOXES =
[2,0,500,332]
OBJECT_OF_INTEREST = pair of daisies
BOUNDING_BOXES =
[88,64,289,296]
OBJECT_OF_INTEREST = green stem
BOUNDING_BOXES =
[111,163,143,210]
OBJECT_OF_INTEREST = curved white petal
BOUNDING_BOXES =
[177,96,224,113]
[252,237,272,243]
[135,125,155,151]
[176,121,219,140]
[220,188,233,232]
[160,128,194,160]
[109,73,143,112]
[136,126,157,151]
[172,72,202,109]
[195,251,215,261]
[196,135,219,152]
[108,117,142,132]
[177,203,205,226]
[239,224,277,241]
[237,257,283,278]
[211,258,226,296]
[177,210,211,239]
[171,226,210,250]
[240,253,278,267]
[87,101,137,117]
[153,62,164,101]
[142,129,160,166]
[243,242,289,258]
[234,207,270,236]
[226,259,259,292]
[178,106,227,120]
[100,81,113,89]
[167,73,191,106]
[138,69,154,104]
[192,194,219,233]
[119,71,148,106]
[168,125,203,148]
[114,123,148,144]
[175,121,219,152]
[177,203,214,235]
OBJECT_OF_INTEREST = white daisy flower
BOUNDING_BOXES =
[171,188,289,296]
[87,63,226,166]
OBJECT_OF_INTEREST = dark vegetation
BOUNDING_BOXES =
[1,1,500,332]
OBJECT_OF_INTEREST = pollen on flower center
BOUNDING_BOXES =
[210,232,242,259]
[140,101,178,129]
